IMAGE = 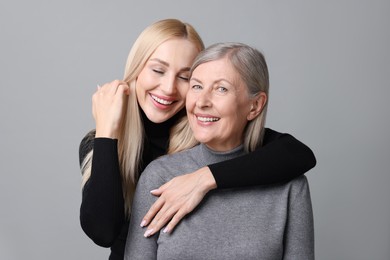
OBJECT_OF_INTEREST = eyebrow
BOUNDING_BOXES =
[190,77,202,84]
[149,58,191,72]
[190,77,234,86]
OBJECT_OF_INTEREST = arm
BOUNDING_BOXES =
[79,80,130,246]
[125,165,162,260]
[283,176,315,259]
[209,128,316,188]
[141,128,316,235]
[79,132,125,247]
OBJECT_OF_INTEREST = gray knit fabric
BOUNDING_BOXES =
[125,144,314,260]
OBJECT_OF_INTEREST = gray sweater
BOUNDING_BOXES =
[125,144,314,260]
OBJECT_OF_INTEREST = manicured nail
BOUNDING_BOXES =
[140,220,146,227]
[144,229,154,237]
[150,189,158,194]
[163,227,169,233]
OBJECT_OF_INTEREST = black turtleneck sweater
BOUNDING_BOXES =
[79,110,316,260]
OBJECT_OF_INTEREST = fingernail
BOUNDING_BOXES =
[97,84,101,90]
[144,229,154,237]
[150,189,158,194]
[163,227,169,233]
[140,220,146,227]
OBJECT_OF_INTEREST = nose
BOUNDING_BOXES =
[161,74,177,95]
[196,89,212,108]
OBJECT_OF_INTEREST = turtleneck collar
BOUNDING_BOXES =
[140,107,185,138]
[197,143,246,166]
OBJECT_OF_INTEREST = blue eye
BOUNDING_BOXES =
[191,84,202,90]
[217,86,228,93]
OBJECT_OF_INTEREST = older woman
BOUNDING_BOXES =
[124,42,314,260]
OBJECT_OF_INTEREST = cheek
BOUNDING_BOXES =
[136,70,155,92]
[178,82,190,98]
[185,93,196,111]
[225,108,248,130]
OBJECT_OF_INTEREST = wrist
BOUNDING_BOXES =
[95,125,119,139]
[197,167,217,193]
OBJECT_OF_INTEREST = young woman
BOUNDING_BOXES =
[79,19,316,259]
[125,42,314,259]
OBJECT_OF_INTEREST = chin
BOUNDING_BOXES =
[150,112,176,124]
[194,135,212,144]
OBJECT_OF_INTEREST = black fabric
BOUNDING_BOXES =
[79,122,316,259]
[79,110,181,259]
[78,129,95,167]
[80,138,124,249]
[209,128,316,188]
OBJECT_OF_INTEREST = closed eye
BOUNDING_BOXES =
[153,69,164,74]
[178,75,189,81]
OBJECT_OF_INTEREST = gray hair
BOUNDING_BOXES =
[190,42,269,151]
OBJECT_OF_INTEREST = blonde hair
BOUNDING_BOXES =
[169,42,269,154]
[81,19,204,217]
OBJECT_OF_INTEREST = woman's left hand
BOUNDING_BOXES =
[141,167,217,237]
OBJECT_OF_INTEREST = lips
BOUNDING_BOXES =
[150,94,175,105]
[196,115,220,122]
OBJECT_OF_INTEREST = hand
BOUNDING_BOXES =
[92,80,130,139]
[141,167,217,237]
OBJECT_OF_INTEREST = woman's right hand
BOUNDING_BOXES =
[92,80,130,139]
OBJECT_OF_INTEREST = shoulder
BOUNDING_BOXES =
[141,145,200,181]
[290,175,309,187]
[263,128,289,143]
[287,175,310,199]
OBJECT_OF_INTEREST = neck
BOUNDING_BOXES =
[140,107,185,138]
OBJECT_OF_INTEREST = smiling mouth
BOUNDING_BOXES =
[150,94,175,105]
[197,116,220,122]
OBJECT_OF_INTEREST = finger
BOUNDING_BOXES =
[163,209,188,234]
[101,80,123,95]
[98,81,112,93]
[141,197,165,227]
[115,83,129,98]
[113,80,128,94]
[144,205,177,237]
[106,80,120,95]
[151,180,171,195]
[123,84,130,95]
[150,188,163,196]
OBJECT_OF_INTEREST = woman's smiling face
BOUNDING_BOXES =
[135,38,200,123]
[186,58,255,151]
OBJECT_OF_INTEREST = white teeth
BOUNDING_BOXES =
[197,116,220,122]
[151,95,173,105]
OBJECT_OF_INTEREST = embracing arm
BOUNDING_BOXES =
[141,128,316,236]
[209,128,316,188]
[79,131,125,247]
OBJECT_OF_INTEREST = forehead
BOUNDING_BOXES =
[149,38,199,67]
[192,58,243,84]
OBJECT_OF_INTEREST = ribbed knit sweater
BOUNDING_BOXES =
[125,144,314,260]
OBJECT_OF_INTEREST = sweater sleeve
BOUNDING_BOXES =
[208,128,316,189]
[283,176,315,259]
[79,131,125,247]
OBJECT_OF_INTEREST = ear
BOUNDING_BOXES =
[247,92,267,121]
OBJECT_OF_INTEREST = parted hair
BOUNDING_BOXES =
[168,42,269,154]
[81,19,204,218]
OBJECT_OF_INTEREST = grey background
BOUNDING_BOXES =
[0,0,389,259]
